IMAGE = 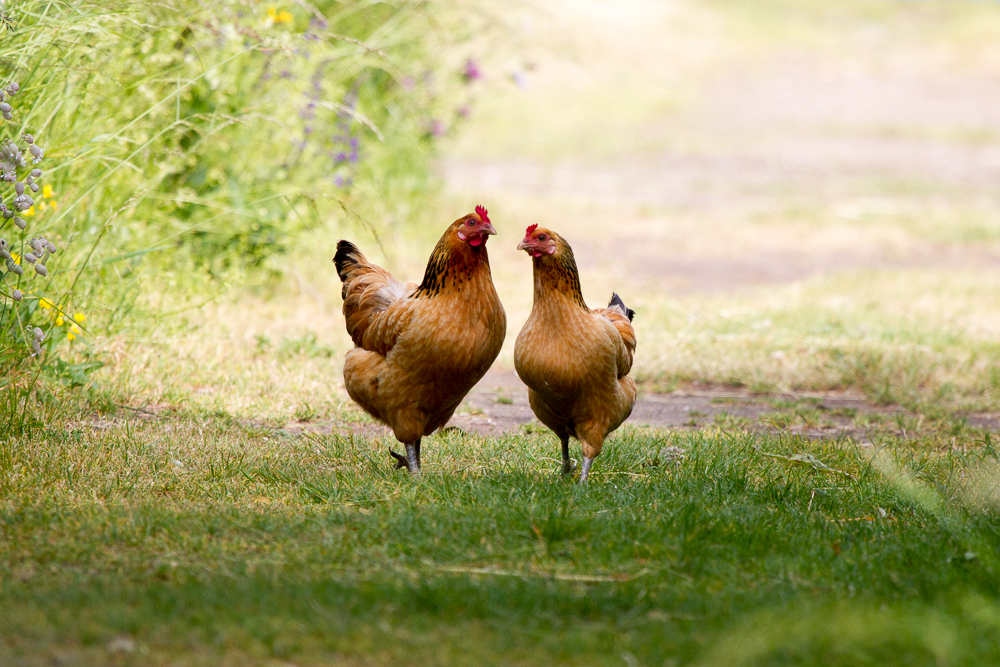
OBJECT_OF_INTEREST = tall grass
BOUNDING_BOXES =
[0,0,476,422]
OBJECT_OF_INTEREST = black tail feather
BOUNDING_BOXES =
[609,292,635,321]
[333,240,361,282]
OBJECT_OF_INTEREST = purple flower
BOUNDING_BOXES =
[463,59,481,82]
[457,105,471,118]
[401,76,415,91]
[429,119,445,137]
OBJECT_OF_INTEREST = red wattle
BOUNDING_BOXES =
[470,236,483,246]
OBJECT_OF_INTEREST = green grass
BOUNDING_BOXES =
[3,419,1000,665]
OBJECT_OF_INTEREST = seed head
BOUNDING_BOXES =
[29,169,40,178]
[29,145,42,160]
[14,180,23,196]
[8,82,19,93]
[45,241,56,253]
[13,216,24,229]
[29,182,37,193]
[0,103,11,114]
[10,289,21,301]
[30,238,41,252]
[23,252,35,264]
[34,264,46,276]
[12,264,22,275]
[22,134,32,145]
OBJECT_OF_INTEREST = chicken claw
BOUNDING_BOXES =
[389,448,409,470]
[389,440,422,473]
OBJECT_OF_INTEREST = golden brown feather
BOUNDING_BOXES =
[514,227,636,482]
[333,209,506,472]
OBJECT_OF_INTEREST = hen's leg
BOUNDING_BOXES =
[579,457,595,484]
[389,439,422,473]
[560,437,575,475]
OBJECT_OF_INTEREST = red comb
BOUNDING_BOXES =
[525,224,538,235]
[475,205,489,223]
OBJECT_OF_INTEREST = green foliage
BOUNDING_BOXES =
[0,0,470,424]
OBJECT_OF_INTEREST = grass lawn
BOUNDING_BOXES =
[3,416,1000,665]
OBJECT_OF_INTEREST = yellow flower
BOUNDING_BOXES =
[50,200,58,210]
[67,332,76,341]
[265,6,292,24]
[70,323,81,335]
[56,316,64,326]
[37,201,47,212]
[39,297,53,309]
[10,252,20,265]
[74,312,86,323]
[22,206,34,217]
[42,184,53,199]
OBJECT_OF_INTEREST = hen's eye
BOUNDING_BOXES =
[467,220,475,227]
[538,234,547,241]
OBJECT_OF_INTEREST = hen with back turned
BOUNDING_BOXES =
[333,206,506,472]
[514,225,637,483]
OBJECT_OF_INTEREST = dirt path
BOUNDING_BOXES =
[274,368,999,441]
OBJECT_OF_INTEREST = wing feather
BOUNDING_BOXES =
[334,240,416,354]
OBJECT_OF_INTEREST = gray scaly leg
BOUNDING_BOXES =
[560,437,575,476]
[579,457,594,484]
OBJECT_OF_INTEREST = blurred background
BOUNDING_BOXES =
[1,0,998,425]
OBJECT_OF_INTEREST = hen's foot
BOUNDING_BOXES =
[389,440,422,473]
[389,448,408,470]
[579,457,594,484]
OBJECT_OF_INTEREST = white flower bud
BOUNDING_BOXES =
[45,242,55,253]
[14,217,25,229]
[23,253,35,264]
[8,82,19,93]
[30,238,41,252]
[11,289,21,301]
[14,181,23,196]
[12,264,22,275]
[34,264,47,276]
[31,339,40,356]
[29,169,40,178]
[29,145,42,159]
[22,135,33,145]
[33,327,43,340]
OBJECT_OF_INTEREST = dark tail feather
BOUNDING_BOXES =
[609,292,635,322]
[333,240,362,282]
